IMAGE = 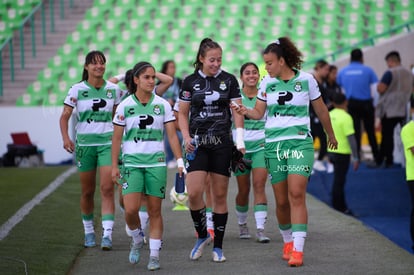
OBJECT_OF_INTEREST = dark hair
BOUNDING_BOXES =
[385,51,401,62]
[160,60,174,74]
[350,48,363,62]
[328,64,337,72]
[124,69,133,92]
[331,92,346,105]
[240,62,259,76]
[128,61,155,94]
[193,37,222,71]
[314,59,328,71]
[263,37,303,69]
[81,50,106,81]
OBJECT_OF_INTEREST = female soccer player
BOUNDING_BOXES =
[234,62,270,243]
[233,37,337,267]
[178,37,245,263]
[59,50,122,250]
[111,61,184,271]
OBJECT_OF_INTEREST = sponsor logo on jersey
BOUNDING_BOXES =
[153,105,161,115]
[204,90,220,105]
[181,91,191,100]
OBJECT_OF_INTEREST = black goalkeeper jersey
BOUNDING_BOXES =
[179,69,241,138]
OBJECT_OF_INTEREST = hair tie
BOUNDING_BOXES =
[274,39,280,45]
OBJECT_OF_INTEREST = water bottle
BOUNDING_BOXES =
[186,135,199,161]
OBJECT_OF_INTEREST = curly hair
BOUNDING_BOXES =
[263,37,303,70]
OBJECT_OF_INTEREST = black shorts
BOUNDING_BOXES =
[186,135,233,177]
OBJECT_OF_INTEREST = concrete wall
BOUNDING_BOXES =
[333,32,414,77]
[0,106,75,165]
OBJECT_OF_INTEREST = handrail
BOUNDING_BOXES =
[303,20,414,68]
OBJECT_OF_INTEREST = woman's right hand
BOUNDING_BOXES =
[63,139,74,153]
[184,136,195,153]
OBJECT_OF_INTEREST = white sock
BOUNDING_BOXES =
[254,210,267,230]
[149,238,162,258]
[139,210,149,232]
[206,211,214,230]
[292,231,307,252]
[279,228,293,243]
[102,220,114,240]
[236,210,248,225]
[130,227,144,245]
[82,219,94,234]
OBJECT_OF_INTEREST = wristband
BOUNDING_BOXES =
[236,128,245,150]
[176,158,187,174]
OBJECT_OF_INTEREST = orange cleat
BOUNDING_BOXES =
[288,250,303,267]
[282,241,293,261]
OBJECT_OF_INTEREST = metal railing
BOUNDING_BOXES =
[0,0,74,97]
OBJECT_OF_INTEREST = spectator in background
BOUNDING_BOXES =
[401,116,414,252]
[323,65,343,102]
[337,48,379,164]
[328,93,359,215]
[160,60,183,168]
[376,51,413,168]
[310,60,330,172]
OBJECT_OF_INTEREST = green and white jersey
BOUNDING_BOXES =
[113,93,175,168]
[234,91,265,153]
[257,69,320,144]
[64,80,122,146]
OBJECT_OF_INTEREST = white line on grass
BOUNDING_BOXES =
[0,166,77,240]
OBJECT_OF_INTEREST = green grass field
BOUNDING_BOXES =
[0,166,103,275]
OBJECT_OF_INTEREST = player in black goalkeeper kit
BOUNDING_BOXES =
[178,37,245,263]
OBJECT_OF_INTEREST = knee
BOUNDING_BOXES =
[100,184,114,197]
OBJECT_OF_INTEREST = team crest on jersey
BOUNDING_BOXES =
[153,105,161,115]
[219,81,227,90]
[261,91,267,98]
[70,97,77,104]
[122,182,129,190]
[106,90,114,99]
[181,91,191,100]
[294,82,302,92]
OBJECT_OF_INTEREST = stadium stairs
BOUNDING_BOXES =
[0,0,93,106]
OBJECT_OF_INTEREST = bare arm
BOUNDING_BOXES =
[311,97,338,150]
[178,101,195,153]
[165,121,184,174]
[111,124,124,184]
[377,82,388,94]
[155,72,173,96]
[232,99,267,120]
[59,105,75,153]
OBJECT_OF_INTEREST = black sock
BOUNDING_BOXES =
[213,212,228,249]
[190,207,207,239]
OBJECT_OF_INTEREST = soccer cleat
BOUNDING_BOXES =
[101,236,112,250]
[207,228,215,241]
[282,241,293,261]
[239,223,251,239]
[189,236,210,260]
[84,233,96,248]
[256,229,270,243]
[147,256,160,271]
[288,250,304,267]
[212,248,226,263]
[129,240,143,264]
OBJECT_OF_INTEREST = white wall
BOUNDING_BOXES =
[0,106,75,165]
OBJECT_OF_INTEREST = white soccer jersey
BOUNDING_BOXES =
[64,80,122,146]
[257,70,320,143]
[233,91,266,153]
[113,93,175,167]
